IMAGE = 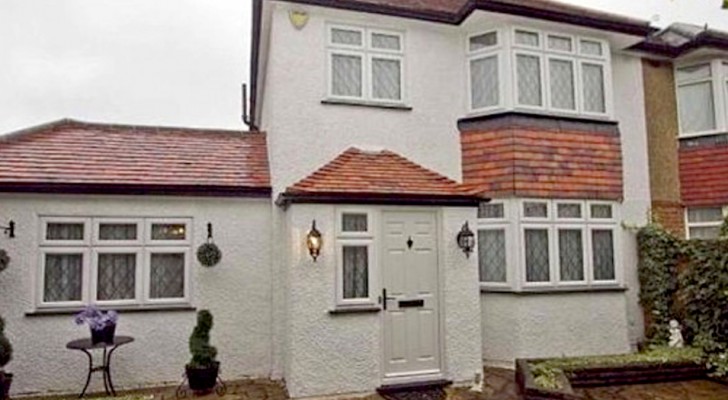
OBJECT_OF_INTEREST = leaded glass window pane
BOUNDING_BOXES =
[580,40,603,56]
[590,204,613,219]
[515,30,539,47]
[371,33,401,51]
[549,59,575,110]
[342,213,368,232]
[689,226,721,239]
[548,35,572,52]
[479,203,504,219]
[582,63,606,113]
[558,229,584,281]
[150,253,185,299]
[372,57,402,100]
[99,224,137,241]
[524,202,548,218]
[469,32,498,52]
[343,246,368,299]
[471,56,499,109]
[557,203,582,219]
[687,207,723,223]
[678,82,716,133]
[592,230,615,281]
[151,224,186,241]
[677,64,711,82]
[47,223,84,241]
[331,28,363,46]
[525,229,550,282]
[331,54,363,97]
[478,230,506,283]
[517,54,542,106]
[44,254,83,302]
[97,254,136,301]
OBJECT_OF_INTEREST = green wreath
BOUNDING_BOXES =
[197,243,222,267]
[0,250,9,274]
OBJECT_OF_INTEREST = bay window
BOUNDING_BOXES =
[675,60,728,137]
[38,217,191,309]
[478,200,620,291]
[686,207,725,239]
[468,28,610,118]
[327,25,404,104]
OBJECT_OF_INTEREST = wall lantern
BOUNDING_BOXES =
[1,221,14,239]
[457,222,475,258]
[306,220,323,262]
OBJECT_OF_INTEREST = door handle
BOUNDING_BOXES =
[380,288,396,310]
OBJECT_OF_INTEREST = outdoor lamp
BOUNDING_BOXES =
[307,220,322,262]
[457,222,475,258]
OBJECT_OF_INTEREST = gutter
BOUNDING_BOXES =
[276,192,486,208]
[0,183,273,198]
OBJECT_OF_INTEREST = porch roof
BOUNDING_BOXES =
[278,147,485,207]
[0,119,271,197]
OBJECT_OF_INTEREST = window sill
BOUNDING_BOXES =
[480,285,627,295]
[328,305,382,315]
[321,99,413,111]
[26,304,196,317]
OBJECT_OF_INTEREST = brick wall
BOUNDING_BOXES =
[460,118,623,200]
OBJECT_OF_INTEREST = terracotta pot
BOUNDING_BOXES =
[185,362,220,392]
[91,324,116,345]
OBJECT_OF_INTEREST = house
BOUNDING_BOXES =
[1,0,714,397]
[633,23,728,240]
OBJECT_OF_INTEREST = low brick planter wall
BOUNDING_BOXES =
[516,358,709,400]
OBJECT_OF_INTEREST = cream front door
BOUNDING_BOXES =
[381,211,441,380]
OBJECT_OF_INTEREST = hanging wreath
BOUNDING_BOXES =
[197,243,222,267]
[0,250,9,274]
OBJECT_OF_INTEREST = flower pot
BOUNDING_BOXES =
[91,324,116,345]
[0,373,13,400]
[185,362,220,392]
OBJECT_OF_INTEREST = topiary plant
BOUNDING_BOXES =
[188,310,217,369]
[0,316,11,373]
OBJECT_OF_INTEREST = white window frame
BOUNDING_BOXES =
[37,217,192,310]
[91,248,143,306]
[477,199,621,291]
[685,206,726,239]
[467,26,612,118]
[334,208,378,308]
[675,59,728,138]
[326,24,406,105]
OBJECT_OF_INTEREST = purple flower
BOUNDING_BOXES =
[74,306,118,330]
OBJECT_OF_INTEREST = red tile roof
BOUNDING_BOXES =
[277,0,653,36]
[0,119,271,197]
[280,147,483,206]
[680,143,728,207]
[461,124,623,201]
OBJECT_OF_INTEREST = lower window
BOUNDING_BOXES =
[39,217,191,308]
[686,207,725,239]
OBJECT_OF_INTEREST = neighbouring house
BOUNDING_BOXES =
[633,23,728,240]
[3,0,717,397]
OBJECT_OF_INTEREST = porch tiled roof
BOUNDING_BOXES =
[281,147,483,205]
[0,119,271,197]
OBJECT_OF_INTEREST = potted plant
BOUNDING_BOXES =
[186,310,219,393]
[74,306,118,345]
[0,315,12,400]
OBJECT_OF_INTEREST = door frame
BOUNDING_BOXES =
[379,207,446,386]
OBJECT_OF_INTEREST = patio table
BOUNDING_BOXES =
[66,336,134,398]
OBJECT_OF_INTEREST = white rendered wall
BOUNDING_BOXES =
[0,194,273,396]
[283,204,481,398]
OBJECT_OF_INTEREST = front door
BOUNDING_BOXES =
[382,211,441,380]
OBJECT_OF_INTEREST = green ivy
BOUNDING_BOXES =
[637,222,728,376]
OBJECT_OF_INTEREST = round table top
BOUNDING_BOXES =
[66,336,134,350]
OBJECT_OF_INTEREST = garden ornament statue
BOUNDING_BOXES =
[669,319,684,348]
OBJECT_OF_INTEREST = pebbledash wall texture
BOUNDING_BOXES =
[0,195,273,395]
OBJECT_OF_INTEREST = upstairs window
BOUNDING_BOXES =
[327,26,404,104]
[467,28,610,118]
[676,60,728,137]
